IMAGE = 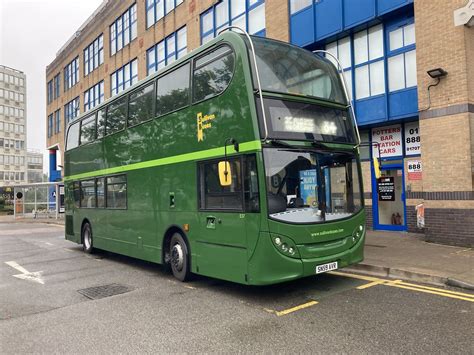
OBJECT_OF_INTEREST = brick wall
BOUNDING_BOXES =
[425,208,474,247]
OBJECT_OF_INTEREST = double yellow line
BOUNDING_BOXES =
[330,271,474,303]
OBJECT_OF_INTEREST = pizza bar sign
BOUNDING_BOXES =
[372,124,402,158]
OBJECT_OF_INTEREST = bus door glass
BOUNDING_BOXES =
[196,155,259,282]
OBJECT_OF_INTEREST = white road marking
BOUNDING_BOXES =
[5,261,45,285]
[44,242,54,246]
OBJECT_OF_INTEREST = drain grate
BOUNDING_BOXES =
[78,283,133,300]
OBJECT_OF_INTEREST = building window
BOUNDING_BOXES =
[325,36,353,100]
[65,97,80,125]
[54,109,61,134]
[111,59,138,96]
[110,3,137,56]
[47,80,53,104]
[48,114,53,138]
[147,27,187,76]
[200,0,266,44]
[289,0,312,14]
[84,34,104,76]
[64,57,79,91]
[387,21,416,92]
[353,24,385,100]
[146,0,184,28]
[54,74,61,99]
[84,81,104,112]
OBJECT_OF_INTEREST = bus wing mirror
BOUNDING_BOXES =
[218,161,232,186]
[373,157,381,179]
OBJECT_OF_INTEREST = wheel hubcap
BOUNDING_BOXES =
[84,230,91,249]
[171,243,184,271]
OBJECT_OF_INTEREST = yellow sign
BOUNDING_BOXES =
[197,112,215,142]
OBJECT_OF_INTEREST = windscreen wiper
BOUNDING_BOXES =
[267,139,294,149]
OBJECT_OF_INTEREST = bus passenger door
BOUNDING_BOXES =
[196,156,258,283]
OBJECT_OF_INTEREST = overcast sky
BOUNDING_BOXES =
[0,0,103,174]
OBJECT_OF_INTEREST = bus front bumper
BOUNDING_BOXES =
[247,232,365,286]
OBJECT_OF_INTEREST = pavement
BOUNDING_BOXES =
[347,230,474,290]
[1,215,472,290]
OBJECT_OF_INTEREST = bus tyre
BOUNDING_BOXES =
[82,223,94,254]
[170,233,190,282]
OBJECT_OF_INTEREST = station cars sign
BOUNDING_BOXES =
[371,124,403,158]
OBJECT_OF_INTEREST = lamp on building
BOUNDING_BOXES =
[419,68,448,112]
[427,68,448,79]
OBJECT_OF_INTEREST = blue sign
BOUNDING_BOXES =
[299,170,318,206]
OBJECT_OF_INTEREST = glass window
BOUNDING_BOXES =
[80,114,96,145]
[156,63,190,116]
[249,3,265,34]
[97,178,105,208]
[405,50,417,88]
[231,0,245,18]
[193,46,235,102]
[97,108,106,138]
[253,37,346,104]
[199,158,243,210]
[128,83,154,126]
[66,121,80,150]
[215,0,229,28]
[368,25,384,60]
[106,97,127,135]
[106,175,127,209]
[244,155,260,212]
[388,54,405,92]
[80,179,96,208]
[202,10,214,34]
[290,0,312,14]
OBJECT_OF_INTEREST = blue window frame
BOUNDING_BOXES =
[47,80,53,104]
[200,0,266,44]
[84,81,104,112]
[84,34,104,76]
[147,27,187,76]
[47,114,53,137]
[54,109,61,134]
[64,57,79,91]
[64,97,80,125]
[110,3,137,56]
[146,0,184,28]
[386,19,416,92]
[111,59,138,96]
[53,74,60,99]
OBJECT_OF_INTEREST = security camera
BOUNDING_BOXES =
[454,0,474,27]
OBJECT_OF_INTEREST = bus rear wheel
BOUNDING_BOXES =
[82,222,94,254]
[169,233,190,282]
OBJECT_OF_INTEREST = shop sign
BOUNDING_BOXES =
[377,177,395,201]
[372,124,402,158]
[407,160,422,180]
[405,121,421,156]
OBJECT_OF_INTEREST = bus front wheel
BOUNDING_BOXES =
[169,233,190,282]
[82,222,94,254]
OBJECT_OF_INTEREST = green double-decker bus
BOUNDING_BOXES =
[64,31,365,285]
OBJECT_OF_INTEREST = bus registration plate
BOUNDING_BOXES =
[315,261,338,274]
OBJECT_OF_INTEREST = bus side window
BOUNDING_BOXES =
[66,121,80,150]
[199,158,243,211]
[96,177,105,208]
[97,108,106,138]
[80,114,97,145]
[156,63,190,116]
[244,155,260,213]
[80,179,96,208]
[106,97,127,135]
[73,181,80,208]
[106,175,127,209]
[128,82,154,127]
[193,45,235,102]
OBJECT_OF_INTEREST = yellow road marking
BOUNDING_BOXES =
[274,301,318,316]
[357,279,402,290]
[331,271,474,302]
[385,283,474,302]
[329,271,381,282]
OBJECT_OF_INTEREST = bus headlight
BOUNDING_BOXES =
[271,235,300,258]
[352,225,365,242]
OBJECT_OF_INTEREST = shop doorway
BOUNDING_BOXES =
[372,164,407,231]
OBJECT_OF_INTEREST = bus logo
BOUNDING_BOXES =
[197,112,216,142]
